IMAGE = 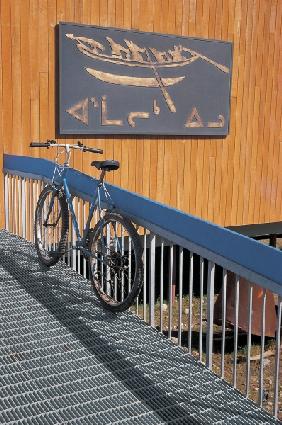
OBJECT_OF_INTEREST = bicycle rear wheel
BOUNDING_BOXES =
[34,185,69,266]
[88,212,143,312]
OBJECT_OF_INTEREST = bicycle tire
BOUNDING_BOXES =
[88,212,143,312]
[34,185,69,266]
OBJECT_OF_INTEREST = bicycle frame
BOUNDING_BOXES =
[50,161,115,252]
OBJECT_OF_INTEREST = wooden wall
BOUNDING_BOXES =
[0,0,281,228]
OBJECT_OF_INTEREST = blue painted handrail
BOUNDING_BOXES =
[4,154,282,295]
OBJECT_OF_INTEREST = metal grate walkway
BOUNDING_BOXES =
[0,230,280,424]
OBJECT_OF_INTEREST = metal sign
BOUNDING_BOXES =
[59,22,233,136]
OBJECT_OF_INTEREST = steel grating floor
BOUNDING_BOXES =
[0,230,280,425]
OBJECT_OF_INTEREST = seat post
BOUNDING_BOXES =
[98,170,106,186]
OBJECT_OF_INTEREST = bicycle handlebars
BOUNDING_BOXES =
[30,140,103,154]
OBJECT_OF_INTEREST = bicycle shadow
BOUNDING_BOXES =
[0,233,266,424]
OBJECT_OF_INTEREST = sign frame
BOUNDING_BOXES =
[59,22,233,136]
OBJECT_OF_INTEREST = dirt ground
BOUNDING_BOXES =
[132,295,282,420]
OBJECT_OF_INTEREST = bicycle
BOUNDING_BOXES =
[30,139,143,312]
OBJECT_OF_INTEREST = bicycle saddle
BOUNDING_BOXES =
[91,160,120,171]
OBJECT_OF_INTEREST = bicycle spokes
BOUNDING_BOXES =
[90,219,136,304]
[38,190,64,253]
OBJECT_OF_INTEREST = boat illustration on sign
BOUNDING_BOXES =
[66,33,230,113]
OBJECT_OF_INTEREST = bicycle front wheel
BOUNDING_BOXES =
[34,185,69,266]
[88,212,143,312]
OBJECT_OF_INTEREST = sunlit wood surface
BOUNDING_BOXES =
[0,0,281,228]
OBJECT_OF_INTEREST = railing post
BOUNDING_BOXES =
[21,178,26,239]
[233,275,240,388]
[246,283,253,397]
[178,247,183,346]
[159,240,164,333]
[206,261,215,369]
[168,244,174,339]
[199,257,204,362]
[149,233,156,327]
[4,174,9,231]
[221,268,227,378]
[188,251,194,354]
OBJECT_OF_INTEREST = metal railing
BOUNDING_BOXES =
[3,154,282,419]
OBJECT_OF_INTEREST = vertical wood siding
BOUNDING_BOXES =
[0,0,281,227]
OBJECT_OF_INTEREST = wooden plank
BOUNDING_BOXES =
[38,0,48,72]
[230,0,247,224]
[29,0,40,154]
[82,0,91,24]
[248,0,268,224]
[39,72,49,142]
[90,0,100,25]
[47,0,58,141]
[188,0,197,37]
[20,0,31,155]
[263,0,280,221]
[235,0,254,224]
[207,156,216,221]
[241,0,259,224]
[10,1,22,154]
[255,0,272,224]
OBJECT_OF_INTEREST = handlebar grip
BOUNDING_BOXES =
[30,142,50,148]
[83,146,103,154]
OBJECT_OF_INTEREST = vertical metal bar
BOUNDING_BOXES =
[9,175,12,232]
[77,198,81,275]
[199,257,204,363]
[9,176,12,233]
[30,179,33,242]
[121,226,124,300]
[32,180,37,243]
[17,177,21,236]
[106,223,111,295]
[273,296,282,418]
[246,283,253,397]
[14,177,18,235]
[11,176,15,234]
[206,261,215,369]
[221,269,227,378]
[258,288,266,407]
[4,174,9,231]
[178,247,183,346]
[67,200,71,266]
[43,189,47,251]
[15,177,18,233]
[188,252,194,354]
[233,274,240,389]
[114,221,118,301]
[143,232,147,322]
[128,236,132,292]
[72,197,77,271]
[168,245,174,339]
[21,179,26,239]
[159,240,164,333]
[149,233,156,327]
[83,201,87,278]
[26,178,29,241]
[9,176,11,232]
